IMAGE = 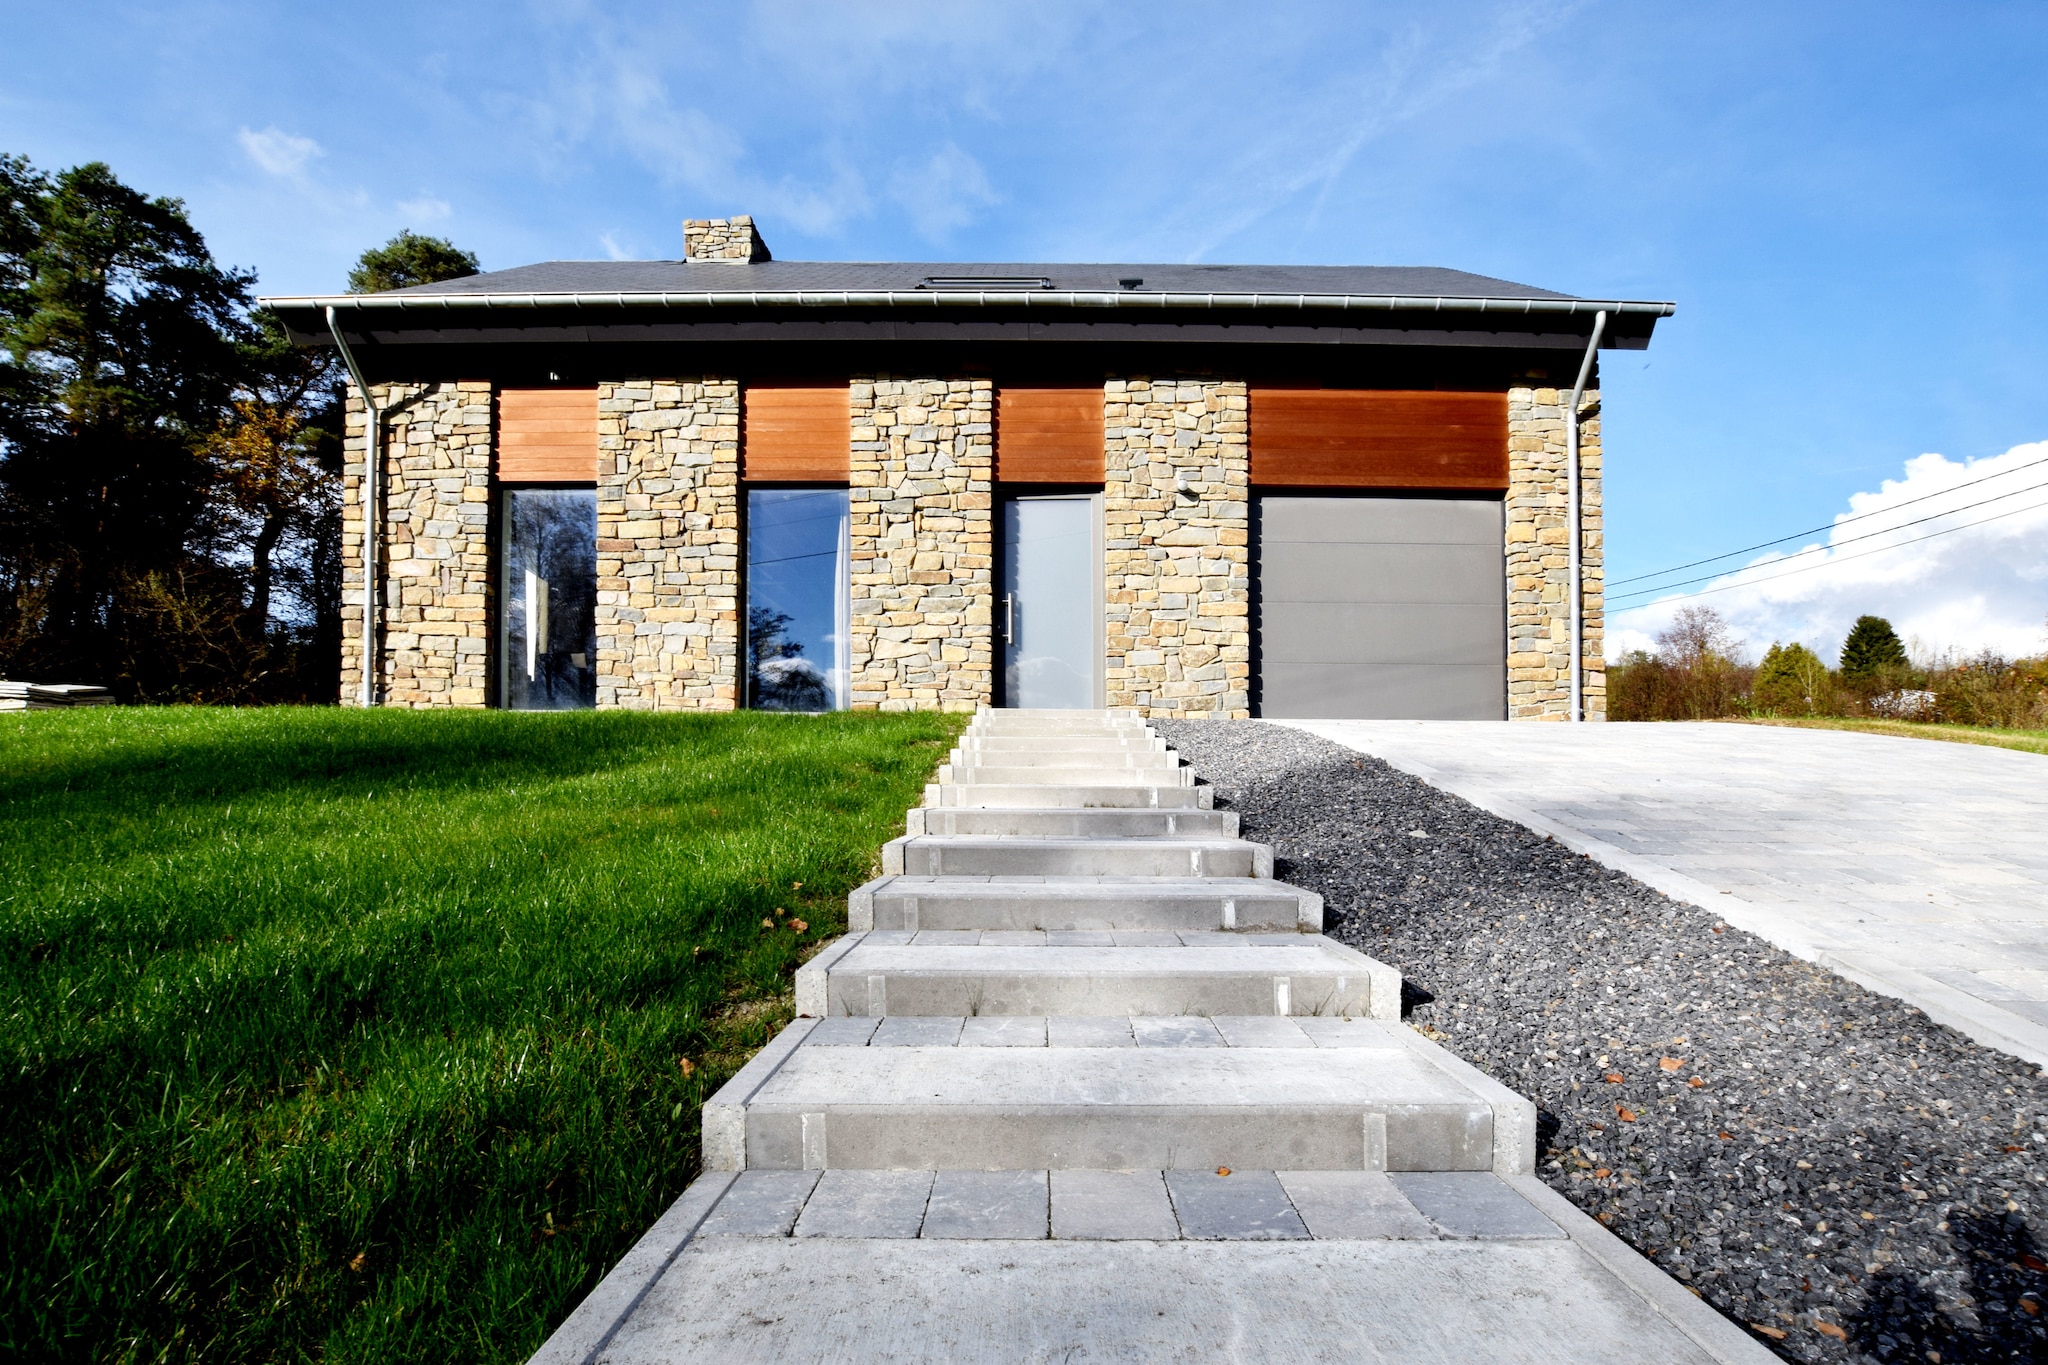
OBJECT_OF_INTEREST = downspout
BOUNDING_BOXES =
[1566,309,1608,723]
[326,305,380,708]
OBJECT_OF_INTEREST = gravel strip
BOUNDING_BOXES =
[1156,719,2048,1365]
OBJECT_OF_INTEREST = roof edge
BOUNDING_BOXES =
[257,288,1676,320]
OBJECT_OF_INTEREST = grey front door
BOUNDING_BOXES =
[1255,495,1505,719]
[1001,496,1097,708]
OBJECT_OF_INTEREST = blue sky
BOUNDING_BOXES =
[7,1,2046,660]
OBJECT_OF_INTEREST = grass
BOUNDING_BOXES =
[0,705,964,1364]
[1734,716,2048,756]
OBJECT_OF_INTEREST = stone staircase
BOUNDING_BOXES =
[532,710,1767,1363]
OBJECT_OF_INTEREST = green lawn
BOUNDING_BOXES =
[0,706,963,1364]
[1735,716,2048,756]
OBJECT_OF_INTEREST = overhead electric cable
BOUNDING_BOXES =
[1607,451,2048,588]
[1607,494,2048,608]
[1604,477,2048,599]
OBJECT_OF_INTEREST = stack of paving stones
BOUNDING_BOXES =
[0,681,113,711]
[1155,718,2048,1365]
[532,711,1766,1363]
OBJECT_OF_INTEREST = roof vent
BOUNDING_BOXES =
[918,275,1053,290]
[1118,277,1143,290]
[683,216,771,264]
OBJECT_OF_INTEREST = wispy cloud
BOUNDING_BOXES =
[598,230,635,260]
[238,125,322,178]
[1609,440,2048,663]
[889,143,999,241]
[395,195,452,222]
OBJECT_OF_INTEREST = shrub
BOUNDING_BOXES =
[1752,642,1835,716]
[1607,607,1753,720]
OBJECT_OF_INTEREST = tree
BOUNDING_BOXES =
[1752,642,1833,716]
[346,231,480,294]
[1649,606,1749,718]
[0,157,258,696]
[1839,614,1908,682]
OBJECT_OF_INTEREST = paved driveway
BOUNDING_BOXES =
[1286,720,2048,1067]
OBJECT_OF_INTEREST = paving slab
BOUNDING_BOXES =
[1390,1171,1568,1240]
[791,1169,934,1239]
[882,833,1271,878]
[1049,1169,1180,1240]
[923,782,1214,809]
[1277,1169,1439,1239]
[906,805,1240,837]
[1165,1169,1310,1239]
[847,875,1322,933]
[1292,719,2048,1065]
[921,1169,1049,1239]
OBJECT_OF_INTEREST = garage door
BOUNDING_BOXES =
[1255,495,1505,719]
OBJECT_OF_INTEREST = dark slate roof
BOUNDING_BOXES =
[377,260,1580,300]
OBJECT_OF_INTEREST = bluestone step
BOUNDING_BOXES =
[797,933,1397,1019]
[956,734,1168,753]
[935,763,1191,786]
[881,834,1271,878]
[848,875,1322,932]
[905,806,1240,838]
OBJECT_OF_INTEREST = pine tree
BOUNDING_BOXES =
[346,231,480,294]
[1839,615,1908,681]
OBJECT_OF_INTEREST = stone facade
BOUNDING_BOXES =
[847,378,994,711]
[1103,378,1252,717]
[681,216,772,263]
[594,380,742,709]
[1505,384,1604,721]
[341,382,493,707]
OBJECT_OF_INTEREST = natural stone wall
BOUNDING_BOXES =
[593,380,742,710]
[847,378,994,711]
[1506,384,1604,720]
[340,382,493,707]
[1103,378,1251,718]
[681,216,771,263]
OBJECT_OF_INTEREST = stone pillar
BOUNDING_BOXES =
[340,382,493,707]
[847,377,994,711]
[1103,378,1251,718]
[594,380,742,710]
[1506,384,1604,720]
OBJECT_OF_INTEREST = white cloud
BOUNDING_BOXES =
[889,143,999,241]
[238,126,322,177]
[598,231,635,260]
[1609,440,2048,664]
[394,195,452,221]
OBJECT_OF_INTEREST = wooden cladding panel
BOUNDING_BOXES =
[744,385,849,481]
[997,387,1104,483]
[497,388,598,482]
[1250,389,1509,490]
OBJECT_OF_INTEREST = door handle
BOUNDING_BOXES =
[1002,593,1015,646]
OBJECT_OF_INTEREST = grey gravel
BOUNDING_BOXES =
[1156,719,2048,1364]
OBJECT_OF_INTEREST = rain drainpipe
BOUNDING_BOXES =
[326,306,379,708]
[1566,309,1608,723]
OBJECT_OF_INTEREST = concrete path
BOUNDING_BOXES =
[531,710,1768,1364]
[1290,719,2048,1068]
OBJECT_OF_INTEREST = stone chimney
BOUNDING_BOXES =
[682,215,772,263]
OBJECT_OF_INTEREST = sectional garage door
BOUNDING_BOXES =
[1255,496,1506,719]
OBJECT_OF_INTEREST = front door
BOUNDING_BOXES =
[1001,495,1098,708]
[500,488,597,710]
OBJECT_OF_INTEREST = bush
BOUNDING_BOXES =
[1607,607,1753,720]
[1929,652,2048,729]
[1752,642,1835,716]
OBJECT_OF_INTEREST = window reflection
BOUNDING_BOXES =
[501,489,597,710]
[747,488,849,711]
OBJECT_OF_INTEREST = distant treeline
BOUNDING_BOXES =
[1609,607,2048,728]
[0,153,476,702]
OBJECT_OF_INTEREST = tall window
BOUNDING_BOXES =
[500,489,597,710]
[747,488,849,711]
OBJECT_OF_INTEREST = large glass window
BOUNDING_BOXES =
[500,489,597,710]
[747,488,849,711]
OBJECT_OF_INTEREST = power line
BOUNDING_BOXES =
[1604,477,2048,601]
[1608,494,2048,608]
[1607,451,2048,588]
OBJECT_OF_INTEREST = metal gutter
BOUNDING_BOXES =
[1566,310,1609,724]
[326,305,380,709]
[263,288,1674,321]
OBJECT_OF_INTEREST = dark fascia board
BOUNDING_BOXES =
[261,288,1673,351]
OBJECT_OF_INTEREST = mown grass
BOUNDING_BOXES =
[1735,716,2048,756]
[0,706,963,1363]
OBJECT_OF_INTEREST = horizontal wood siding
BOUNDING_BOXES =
[997,387,1104,483]
[497,388,598,482]
[1250,389,1509,490]
[744,385,849,481]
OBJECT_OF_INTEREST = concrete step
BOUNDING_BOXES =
[703,1018,1532,1174]
[956,734,1167,753]
[906,806,1240,838]
[947,747,1180,768]
[924,783,1214,810]
[797,933,1398,1020]
[848,876,1322,933]
[934,764,1193,786]
[881,834,1271,878]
